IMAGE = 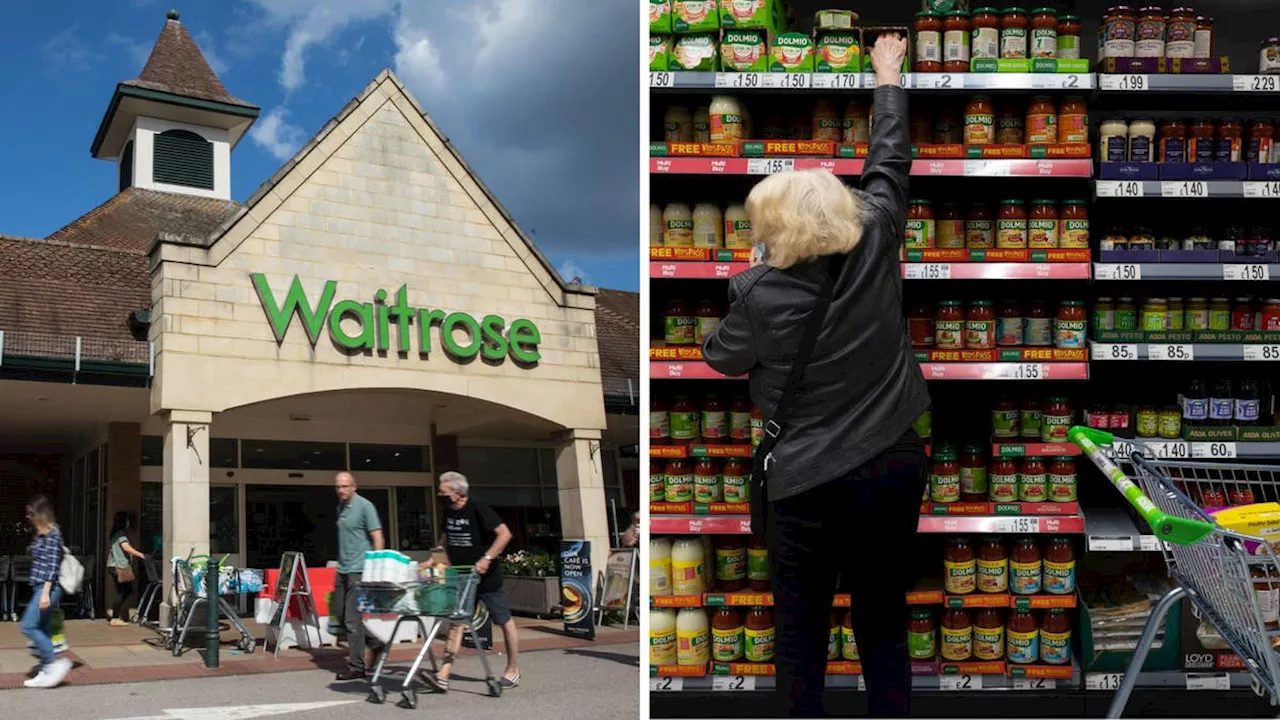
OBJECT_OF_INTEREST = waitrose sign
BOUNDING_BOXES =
[250,273,541,365]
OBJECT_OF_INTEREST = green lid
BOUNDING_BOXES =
[972,6,1000,13]
[911,198,934,204]
[1053,455,1076,462]
[1059,14,1080,20]
[939,299,964,306]
[1062,300,1085,306]
[911,608,932,619]
[1003,6,1028,13]
[1032,199,1058,205]
[1032,7,1058,14]
[915,10,942,17]
[1001,198,1026,205]
[1062,199,1088,205]
[963,443,984,454]
[945,9,971,17]
[970,299,993,306]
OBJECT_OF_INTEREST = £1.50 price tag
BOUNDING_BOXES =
[650,676,685,692]
[716,72,765,89]
[712,675,757,692]
[1095,263,1141,280]
[1086,673,1124,691]
[649,72,674,88]
[939,674,983,691]
[1223,264,1270,281]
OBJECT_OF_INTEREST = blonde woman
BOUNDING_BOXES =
[22,495,73,689]
[703,35,928,718]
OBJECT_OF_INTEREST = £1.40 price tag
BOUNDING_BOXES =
[1244,344,1280,361]
[1096,181,1144,198]
[712,675,757,692]
[746,158,795,175]
[1014,677,1057,690]
[939,674,983,691]
[1148,344,1194,361]
[1086,673,1124,691]
[1243,181,1280,198]
[1151,441,1190,459]
[650,676,685,692]
[1161,180,1208,198]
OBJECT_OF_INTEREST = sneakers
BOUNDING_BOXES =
[109,618,128,627]
[24,658,72,689]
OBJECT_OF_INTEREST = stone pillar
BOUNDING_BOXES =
[104,422,142,616]
[160,410,211,624]
[554,428,611,580]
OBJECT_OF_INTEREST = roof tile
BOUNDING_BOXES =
[594,289,639,397]
[124,15,255,108]
[46,187,241,253]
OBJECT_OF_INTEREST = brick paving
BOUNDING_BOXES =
[0,617,637,690]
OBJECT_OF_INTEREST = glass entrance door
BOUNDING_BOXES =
[243,484,390,571]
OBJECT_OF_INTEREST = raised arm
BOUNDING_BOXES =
[860,34,912,237]
[703,271,759,377]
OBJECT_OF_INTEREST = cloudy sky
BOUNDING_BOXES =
[0,0,640,290]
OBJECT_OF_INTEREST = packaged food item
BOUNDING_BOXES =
[935,300,965,350]
[1055,301,1087,348]
[996,102,1025,145]
[1030,7,1057,58]
[1101,6,1137,59]
[827,610,841,660]
[672,33,719,71]
[671,537,706,594]
[1100,118,1128,162]
[1018,456,1049,503]
[651,0,673,33]
[966,203,995,248]
[977,536,1009,593]
[945,537,977,594]
[841,610,860,660]
[673,0,720,33]
[989,457,1019,502]
[931,446,961,503]
[1094,297,1116,330]
[966,300,996,350]
[714,536,746,591]
[651,35,671,70]
[971,7,1000,60]
[1059,200,1089,248]
[723,0,783,30]
[650,458,666,501]
[965,95,995,145]
[944,11,973,72]
[709,95,744,143]
[814,8,857,30]
[1135,6,1166,58]
[1130,117,1156,162]
[816,31,861,72]
[669,396,700,445]
[651,537,673,595]
[693,106,711,142]
[1048,457,1078,503]
[1026,95,1057,144]
[722,457,750,503]
[843,100,870,144]
[665,457,694,502]
[1043,537,1076,594]
[1041,396,1073,443]
[1248,120,1276,163]
[1059,96,1088,144]
[664,298,696,346]
[938,204,966,249]
[712,608,744,662]
[941,608,973,661]
[723,204,751,249]
[721,30,769,72]
[906,199,936,249]
[771,33,815,72]
[1007,610,1039,664]
[1010,537,1042,595]
[1056,14,1081,58]
[908,303,935,348]
[1158,119,1186,163]
[694,458,722,504]
[915,11,945,72]
[1165,7,1196,58]
[1001,7,1028,58]
[1194,15,1214,58]
[996,199,1027,249]
[1028,200,1058,249]
[1025,300,1052,346]
[1260,37,1280,74]
[997,301,1024,347]
[1039,609,1072,665]
[692,202,723,249]
[665,106,693,143]
[1188,118,1215,163]
[676,607,710,666]
[651,607,678,663]
[744,606,776,662]
[747,536,770,591]
[960,444,989,501]
[908,609,937,661]
[973,609,1005,660]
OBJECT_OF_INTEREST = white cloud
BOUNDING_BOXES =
[196,31,231,76]
[44,25,102,72]
[245,0,397,93]
[249,107,307,161]
[105,32,151,70]
[557,260,589,285]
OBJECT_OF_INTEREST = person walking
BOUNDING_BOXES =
[107,511,147,626]
[703,34,927,719]
[22,495,73,689]
[420,471,520,692]
[331,471,386,681]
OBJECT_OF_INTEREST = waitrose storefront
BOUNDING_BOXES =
[0,13,637,614]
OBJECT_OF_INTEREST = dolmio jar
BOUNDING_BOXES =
[989,456,1019,502]
[930,447,961,503]
[977,536,1009,593]
[665,457,694,502]
[651,397,670,445]
[701,395,729,444]
[729,395,752,444]
[722,457,751,504]
[1019,456,1049,503]
[944,537,977,595]
[1007,610,1040,664]
[1010,537,1043,595]
[650,458,666,502]
[664,298,697,345]
[694,458,723,504]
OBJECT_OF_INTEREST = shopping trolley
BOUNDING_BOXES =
[1069,426,1280,718]
[164,554,258,656]
[359,566,502,709]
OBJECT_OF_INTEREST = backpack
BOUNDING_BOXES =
[59,548,84,596]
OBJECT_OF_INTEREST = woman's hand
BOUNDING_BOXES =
[39,589,50,611]
[870,33,909,87]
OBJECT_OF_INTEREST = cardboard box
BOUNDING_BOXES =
[1181,600,1248,671]
[814,9,858,31]
[816,30,861,72]
[671,33,719,71]
[861,26,912,75]
[650,35,671,71]
[720,0,783,32]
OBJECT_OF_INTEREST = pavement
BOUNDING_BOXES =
[0,641,640,719]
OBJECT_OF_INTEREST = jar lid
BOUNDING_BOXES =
[971,6,1000,13]
[1052,455,1077,462]
[1062,300,1085,305]
[1032,198,1058,204]
[944,9,971,17]
[970,299,993,305]
[1062,199,1089,205]
[1002,6,1028,13]
[911,608,932,618]
[1001,198,1026,204]
[939,299,963,305]
[910,198,933,203]
[962,443,984,453]
[915,10,942,17]
[1032,7,1058,14]
[1059,14,1080,21]
[1265,37,1280,44]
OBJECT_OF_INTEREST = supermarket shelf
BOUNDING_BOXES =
[651,157,1093,177]
[1084,506,1162,553]
[1103,438,1280,460]
[650,261,748,279]
[1093,262,1280,281]
[1089,342,1280,362]
[667,591,1074,610]
[651,261,1089,280]
[920,362,1090,381]
[650,361,742,380]
[648,71,1094,91]
[1085,670,1256,690]
[652,513,1086,535]
[1097,73,1280,93]
[650,444,753,459]
[991,442,1082,457]
[1096,179,1280,199]
[651,515,753,534]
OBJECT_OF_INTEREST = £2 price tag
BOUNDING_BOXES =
[1014,678,1056,690]
[650,676,685,692]
[712,675,756,692]
[939,674,982,691]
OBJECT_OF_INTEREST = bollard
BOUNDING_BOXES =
[205,557,220,669]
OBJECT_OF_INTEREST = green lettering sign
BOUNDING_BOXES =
[250,273,541,365]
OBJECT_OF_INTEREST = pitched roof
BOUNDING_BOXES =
[122,11,255,108]
[594,289,639,399]
[46,187,242,253]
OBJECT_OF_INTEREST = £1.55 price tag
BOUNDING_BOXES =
[939,674,983,691]
[903,263,952,280]
[746,158,795,175]
[650,676,685,692]
[712,675,757,692]
[996,516,1040,533]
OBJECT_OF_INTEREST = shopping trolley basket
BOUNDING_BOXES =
[165,554,256,656]
[359,566,502,708]
[1069,426,1280,718]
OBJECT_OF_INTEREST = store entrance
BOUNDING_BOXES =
[243,484,390,571]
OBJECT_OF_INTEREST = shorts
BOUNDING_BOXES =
[476,586,512,625]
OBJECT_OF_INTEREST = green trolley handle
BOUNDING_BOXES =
[1068,426,1217,547]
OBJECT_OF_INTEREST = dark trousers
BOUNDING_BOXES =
[767,430,926,718]
[333,572,383,671]
[110,569,136,621]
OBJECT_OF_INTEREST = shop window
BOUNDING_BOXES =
[395,487,433,551]
[350,444,428,473]
[244,485,389,570]
[210,486,238,555]
[140,435,163,466]
[240,439,346,471]
[140,482,162,554]
[458,447,541,486]
[210,438,239,468]
[475,486,543,507]
[118,140,133,192]
[153,129,214,190]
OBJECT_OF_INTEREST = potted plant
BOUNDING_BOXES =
[500,549,560,617]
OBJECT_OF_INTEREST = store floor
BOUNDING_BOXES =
[0,616,638,689]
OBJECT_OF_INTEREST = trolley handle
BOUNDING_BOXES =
[1067,426,1216,546]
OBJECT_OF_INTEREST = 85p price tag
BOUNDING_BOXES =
[1091,343,1139,360]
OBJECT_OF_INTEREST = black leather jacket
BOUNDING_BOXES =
[703,85,930,502]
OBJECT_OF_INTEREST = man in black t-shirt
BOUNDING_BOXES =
[420,471,520,692]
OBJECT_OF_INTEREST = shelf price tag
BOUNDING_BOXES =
[1244,344,1280,361]
[716,72,766,89]
[811,73,860,89]
[1234,75,1280,92]
[1139,535,1162,552]
[1192,442,1238,459]
[1185,672,1231,690]
[867,73,911,89]
[903,263,952,280]
[1010,363,1046,380]
[995,516,1040,533]
[1150,441,1190,459]
[1148,344,1194,361]
[650,676,685,692]
[1014,677,1057,690]
[764,73,811,89]
[1243,181,1280,198]
[1089,536,1137,552]
[1099,74,1148,91]
[746,158,795,175]
[1161,180,1208,198]
[712,675,757,692]
[939,674,983,691]
[1086,673,1124,690]
[649,72,674,88]
[1091,343,1139,361]
[1110,440,1140,458]
[1095,263,1141,280]
[914,73,964,89]
[1223,264,1270,281]
[1096,181,1145,198]
[1036,74,1087,90]
[857,676,867,691]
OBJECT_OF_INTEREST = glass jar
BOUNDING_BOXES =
[938,203,966,249]
[996,101,1025,145]
[906,199,936,249]
[1059,200,1089,249]
[1056,14,1081,59]
[997,300,1024,347]
[1021,397,1042,439]
[1001,8,1029,59]
[1059,96,1088,144]
[1055,301,1087,348]
[1101,5,1137,59]
[1165,7,1196,58]
[992,397,1020,438]
[1019,456,1049,503]
[1194,15,1214,58]
[966,300,996,350]
[1041,396,1073,443]
[1030,7,1058,59]
[1026,95,1058,145]
[664,298,696,345]
[1048,457,1078,502]
[915,11,945,73]
[989,457,1019,502]
[1141,298,1169,331]
[972,8,1001,60]
[1247,120,1275,164]
[1158,119,1186,163]
[960,444,989,502]
[997,199,1028,249]
[935,106,963,144]
[1116,297,1138,330]
[965,95,996,145]
[967,203,995,248]
[1135,5,1167,58]
[1028,199,1058,249]
[909,303,936,348]
[1129,117,1156,162]
[1217,119,1244,163]
[936,300,965,350]
[1262,38,1280,74]
[943,11,973,72]
[1100,118,1129,162]
[1025,299,1053,346]
[1188,118,1216,163]
[1094,297,1116,331]
[931,448,961,504]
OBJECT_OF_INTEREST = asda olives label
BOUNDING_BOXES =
[702,410,729,441]
[977,558,1009,593]
[747,548,769,582]
[1010,560,1042,595]
[1041,412,1072,443]
[931,471,961,503]
[1001,27,1027,58]
[841,626,859,660]
[941,625,973,661]
[664,315,697,345]
[907,629,936,661]
[650,472,666,502]
[713,625,744,662]
[744,626,776,663]
[944,558,977,595]
[715,546,747,584]
[905,219,934,249]
[665,218,694,247]
[935,320,963,350]
[997,219,1027,249]
[1043,559,1076,595]
[670,411,699,441]
[723,472,749,503]
[1210,397,1234,423]
[1040,629,1071,665]
[973,623,1005,661]
[1060,219,1089,249]
[1006,628,1039,664]
[695,472,723,503]
[1027,219,1057,249]
[665,472,694,502]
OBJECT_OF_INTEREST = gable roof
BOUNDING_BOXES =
[46,187,242,254]
[594,289,639,400]
[123,11,254,108]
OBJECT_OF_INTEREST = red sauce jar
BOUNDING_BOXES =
[1233,297,1256,331]
[1216,118,1243,162]
[915,11,945,73]
[670,395,700,445]
[1026,95,1058,145]
[965,95,996,146]
[1188,118,1216,163]
[664,298,696,345]
[651,397,670,445]
[996,102,1025,145]
[695,299,721,344]
[650,457,666,502]
[694,458,723,504]
[1042,396,1073,443]
[935,301,965,350]
[1030,7,1058,59]
[1159,119,1187,163]
[1028,199,1059,249]
[943,11,973,73]
[723,457,751,504]
[997,199,1028,249]
[750,405,764,447]
[992,397,1020,438]
[1019,456,1049,503]
[966,300,996,350]
[664,457,694,502]
[729,396,752,444]
[1024,300,1053,346]
[1001,8,1029,59]
[1248,120,1275,163]
[960,445,989,502]
[989,457,1019,502]
[997,300,1024,347]
[967,203,995,248]
[701,395,729,444]
[909,303,936,348]
[971,7,1001,60]
[1021,397,1043,439]
[1262,298,1280,331]
[938,203,966,249]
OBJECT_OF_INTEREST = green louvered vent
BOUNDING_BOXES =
[153,129,214,190]
[118,140,134,192]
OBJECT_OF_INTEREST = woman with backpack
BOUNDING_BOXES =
[22,495,73,688]
[107,511,147,626]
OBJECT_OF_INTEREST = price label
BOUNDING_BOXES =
[1244,344,1280,361]
[1243,181,1280,198]
[812,73,860,89]
[1086,673,1124,690]
[1100,74,1148,91]
[1192,442,1237,459]
[1151,441,1190,459]
[1161,180,1208,198]
[1139,535,1162,552]
[650,676,685,692]
[1223,264,1271,281]
[765,73,811,89]
[1111,440,1140,458]
[1185,672,1231,690]
[1010,363,1046,380]
[649,72,674,88]
[1096,181,1145,198]
[857,676,867,691]
[914,73,965,89]
[903,263,952,280]
[996,516,1040,533]
[712,675,757,692]
[1089,536,1137,552]
[1234,75,1280,92]
[939,674,983,691]
[716,72,765,89]
[867,73,910,89]
[1148,344,1194,361]
[1014,677,1057,690]
[1095,263,1142,280]
[747,158,795,175]
[1091,343,1139,361]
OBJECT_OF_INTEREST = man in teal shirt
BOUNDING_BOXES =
[332,471,385,681]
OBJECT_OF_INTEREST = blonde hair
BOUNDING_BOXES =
[745,169,864,269]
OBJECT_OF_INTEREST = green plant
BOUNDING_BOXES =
[501,549,557,577]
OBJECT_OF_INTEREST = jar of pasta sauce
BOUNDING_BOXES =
[1055,300,1087,349]
[1025,300,1053,346]
[1166,6,1197,58]
[997,200,1028,249]
[1056,14,1081,58]
[1021,397,1043,439]
[971,7,1001,60]
[1135,6,1167,58]
[1028,199,1058,249]
[944,11,973,72]
[1030,8,1058,59]
[992,397,1020,439]
[1059,200,1089,249]
[1041,396,1073,443]
[936,301,965,350]
[1001,8,1029,59]
[997,300,1024,347]
[938,204,966,249]
[915,11,945,73]
[966,300,996,350]
[967,203,995,248]
[1101,6,1137,59]
[909,303,936,348]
